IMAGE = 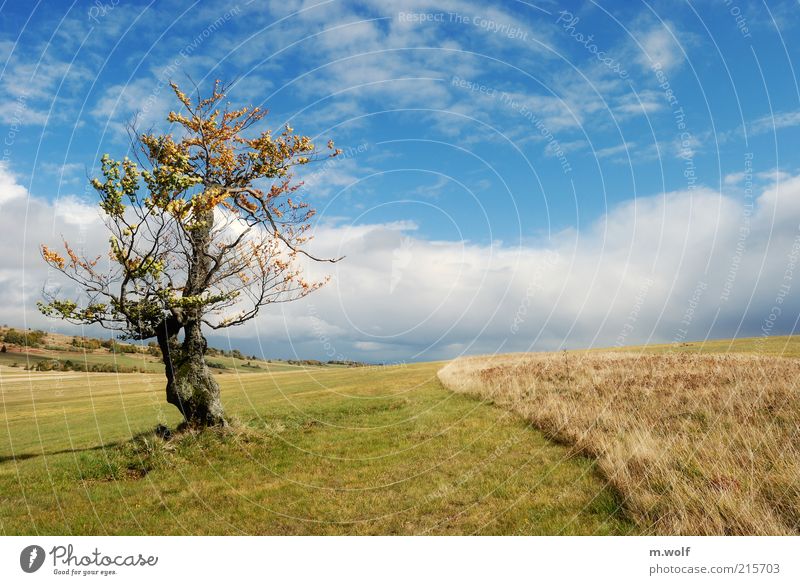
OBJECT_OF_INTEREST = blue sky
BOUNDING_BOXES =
[2,0,800,361]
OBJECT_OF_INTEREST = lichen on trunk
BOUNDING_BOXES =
[154,205,227,428]
[157,317,226,427]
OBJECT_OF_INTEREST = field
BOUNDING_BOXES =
[0,362,631,535]
[438,347,800,535]
[6,331,797,536]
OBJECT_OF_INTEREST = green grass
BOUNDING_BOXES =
[602,334,800,358]
[0,362,632,535]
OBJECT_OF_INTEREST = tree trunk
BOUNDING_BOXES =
[156,316,226,427]
[168,320,225,427]
[155,204,227,428]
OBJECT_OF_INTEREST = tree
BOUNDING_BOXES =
[2,329,27,346]
[39,81,341,427]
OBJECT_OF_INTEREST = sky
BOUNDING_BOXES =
[1,0,800,362]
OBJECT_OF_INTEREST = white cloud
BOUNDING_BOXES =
[595,142,635,159]
[0,172,106,333]
[756,169,791,182]
[301,155,368,198]
[0,163,28,206]
[92,78,177,138]
[54,196,100,227]
[7,154,800,363]
[636,25,683,71]
[723,171,745,185]
[614,90,663,117]
[0,42,93,127]
[253,174,800,360]
[750,110,800,134]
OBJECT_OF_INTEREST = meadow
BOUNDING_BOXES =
[438,343,800,535]
[0,361,630,535]
[7,332,797,535]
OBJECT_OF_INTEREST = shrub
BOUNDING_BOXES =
[72,337,102,350]
[28,330,46,346]
[2,329,26,345]
[107,341,137,354]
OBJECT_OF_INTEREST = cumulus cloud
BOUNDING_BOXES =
[230,175,800,362]
[4,163,800,362]
[636,25,683,71]
[0,163,28,205]
[0,168,106,332]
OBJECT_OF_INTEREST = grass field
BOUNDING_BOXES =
[439,347,800,535]
[0,362,631,535]
[603,334,800,358]
[8,333,793,535]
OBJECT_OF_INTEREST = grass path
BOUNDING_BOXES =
[439,351,800,535]
[0,362,632,535]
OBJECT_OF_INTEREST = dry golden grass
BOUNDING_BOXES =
[438,351,800,535]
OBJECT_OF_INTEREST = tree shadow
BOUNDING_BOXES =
[0,427,170,465]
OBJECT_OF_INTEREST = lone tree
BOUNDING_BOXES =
[39,81,341,427]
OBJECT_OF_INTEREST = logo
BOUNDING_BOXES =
[20,545,46,573]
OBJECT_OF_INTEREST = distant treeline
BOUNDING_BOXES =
[287,359,367,367]
[1,327,259,360]
[25,359,148,373]
[0,327,366,367]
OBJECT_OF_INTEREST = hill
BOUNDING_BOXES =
[0,326,362,374]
